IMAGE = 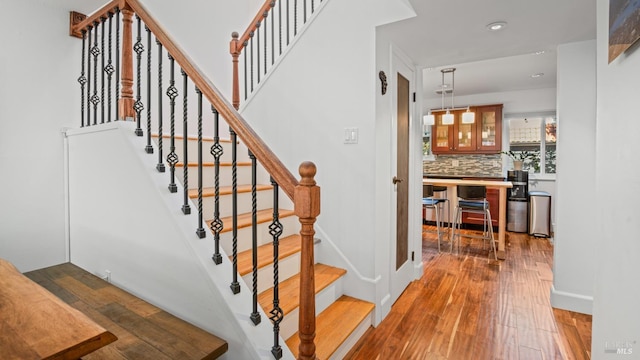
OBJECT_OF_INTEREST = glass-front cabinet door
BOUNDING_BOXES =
[476,105,502,152]
[432,113,453,152]
[456,120,476,151]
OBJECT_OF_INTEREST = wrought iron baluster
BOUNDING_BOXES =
[145,26,153,154]
[256,24,261,84]
[166,55,178,193]
[106,13,114,123]
[195,88,206,239]
[278,0,282,55]
[91,21,100,125]
[156,39,165,172]
[312,0,315,14]
[210,106,223,265]
[286,0,290,45]
[115,8,120,121]
[249,151,261,326]
[250,34,254,92]
[100,16,105,124]
[294,0,298,36]
[181,70,191,215]
[264,10,268,75]
[78,30,87,127]
[243,43,248,101]
[271,4,275,65]
[133,15,144,136]
[269,177,283,359]
[303,0,307,24]
[87,26,92,126]
[230,128,240,294]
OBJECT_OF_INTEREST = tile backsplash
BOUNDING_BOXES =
[423,154,502,177]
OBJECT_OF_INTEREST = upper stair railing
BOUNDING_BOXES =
[70,1,319,359]
[230,0,325,109]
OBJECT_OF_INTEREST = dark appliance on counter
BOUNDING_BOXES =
[507,170,528,232]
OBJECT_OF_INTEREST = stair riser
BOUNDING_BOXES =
[173,164,252,189]
[240,252,300,294]
[197,189,274,219]
[279,276,344,340]
[154,137,251,163]
[329,312,374,360]
[217,216,300,255]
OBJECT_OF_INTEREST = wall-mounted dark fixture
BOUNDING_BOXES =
[379,71,387,95]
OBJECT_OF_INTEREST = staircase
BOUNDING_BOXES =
[157,134,374,359]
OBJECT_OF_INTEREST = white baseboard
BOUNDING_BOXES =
[550,285,593,315]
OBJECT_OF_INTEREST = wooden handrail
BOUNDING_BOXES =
[235,0,275,54]
[70,0,119,38]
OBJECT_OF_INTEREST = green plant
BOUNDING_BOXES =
[501,150,536,161]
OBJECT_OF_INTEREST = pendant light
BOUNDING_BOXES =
[441,68,454,125]
[462,106,475,124]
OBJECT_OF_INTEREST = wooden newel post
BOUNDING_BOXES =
[118,4,135,120]
[294,162,320,360]
[230,32,240,110]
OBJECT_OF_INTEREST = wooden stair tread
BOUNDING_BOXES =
[23,263,228,359]
[175,161,251,167]
[286,295,374,360]
[258,264,346,316]
[236,235,301,276]
[188,184,273,199]
[208,208,296,234]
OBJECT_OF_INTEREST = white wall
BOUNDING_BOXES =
[0,0,105,272]
[592,0,640,356]
[550,40,597,315]
[240,0,414,323]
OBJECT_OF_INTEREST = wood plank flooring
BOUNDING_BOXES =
[23,263,228,360]
[345,227,592,360]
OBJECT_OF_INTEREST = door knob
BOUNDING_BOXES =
[393,176,404,184]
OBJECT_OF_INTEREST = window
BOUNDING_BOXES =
[508,115,557,175]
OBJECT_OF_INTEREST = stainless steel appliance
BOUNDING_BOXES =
[529,191,551,237]
[507,170,528,232]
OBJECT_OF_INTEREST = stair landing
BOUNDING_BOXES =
[24,263,228,360]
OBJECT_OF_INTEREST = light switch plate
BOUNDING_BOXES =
[452,159,459,167]
[344,127,358,144]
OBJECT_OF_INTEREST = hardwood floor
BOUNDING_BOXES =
[345,226,592,360]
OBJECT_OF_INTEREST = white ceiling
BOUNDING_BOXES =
[378,0,597,100]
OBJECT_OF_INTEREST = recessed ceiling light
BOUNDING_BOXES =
[530,73,544,78]
[534,50,546,55]
[486,21,507,31]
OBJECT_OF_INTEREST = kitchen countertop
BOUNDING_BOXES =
[423,174,505,180]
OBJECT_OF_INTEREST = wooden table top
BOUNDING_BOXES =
[0,258,117,359]
[423,178,513,188]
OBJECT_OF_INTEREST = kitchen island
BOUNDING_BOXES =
[423,177,512,260]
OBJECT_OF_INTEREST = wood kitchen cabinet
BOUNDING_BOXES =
[431,104,502,154]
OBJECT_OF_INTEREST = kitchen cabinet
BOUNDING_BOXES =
[431,104,502,154]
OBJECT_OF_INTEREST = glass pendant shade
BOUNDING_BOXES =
[423,113,435,126]
[442,111,454,125]
[462,110,475,124]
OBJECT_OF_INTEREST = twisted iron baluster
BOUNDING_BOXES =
[115,8,120,121]
[106,13,114,123]
[249,151,261,326]
[91,21,100,125]
[133,15,144,137]
[312,0,315,14]
[145,26,153,154]
[195,88,206,239]
[230,128,240,294]
[269,177,283,359]
[264,10,268,74]
[78,30,87,127]
[303,0,307,24]
[100,16,105,124]
[87,26,92,126]
[166,54,178,193]
[256,24,260,84]
[294,0,298,36]
[181,70,191,215]
[156,39,165,172]
[210,106,223,265]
